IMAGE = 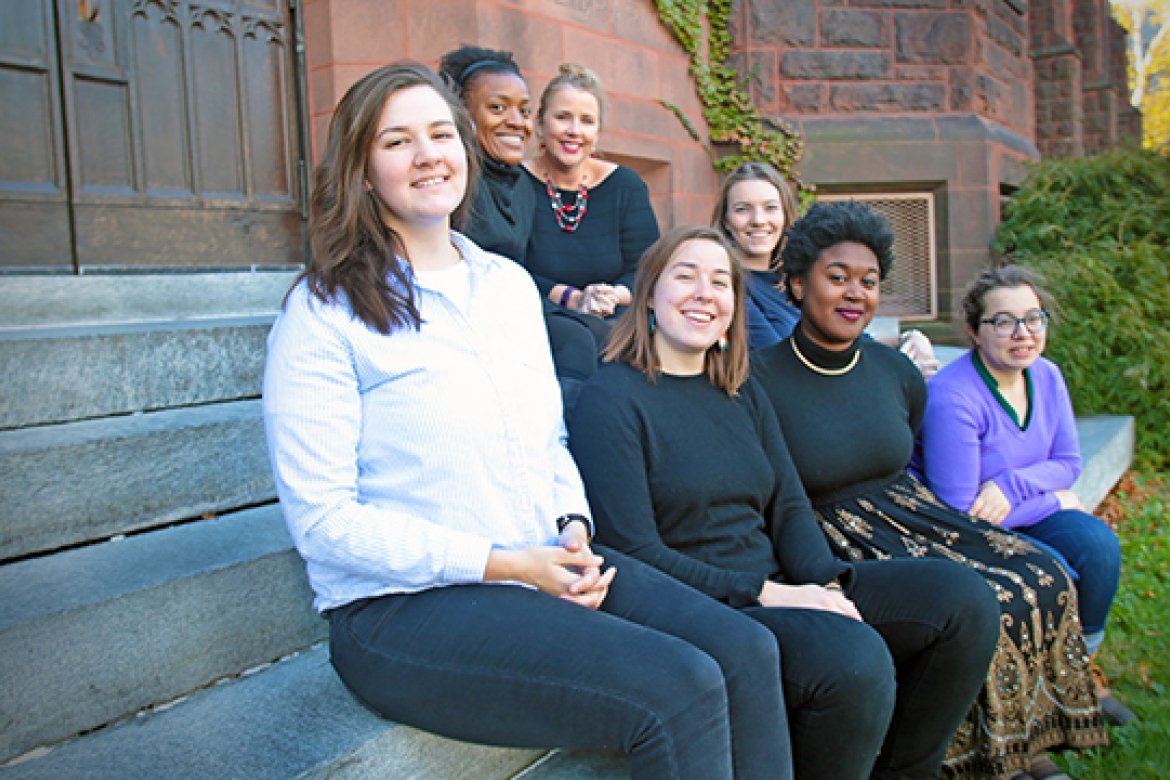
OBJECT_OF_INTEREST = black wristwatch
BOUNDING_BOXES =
[556,513,593,540]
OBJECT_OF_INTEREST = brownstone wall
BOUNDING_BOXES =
[300,0,718,228]
[728,0,1033,138]
[1031,0,1084,158]
[299,0,1140,326]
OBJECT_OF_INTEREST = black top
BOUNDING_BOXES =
[751,326,926,500]
[569,361,846,608]
[464,156,535,263]
[523,166,660,297]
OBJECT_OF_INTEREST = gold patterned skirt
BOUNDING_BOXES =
[813,471,1107,779]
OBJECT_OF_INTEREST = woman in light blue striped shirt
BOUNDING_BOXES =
[262,62,793,780]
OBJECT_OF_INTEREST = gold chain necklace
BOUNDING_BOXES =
[791,337,860,376]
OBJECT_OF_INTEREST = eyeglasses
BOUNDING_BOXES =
[979,310,1049,338]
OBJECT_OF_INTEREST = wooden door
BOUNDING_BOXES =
[0,0,305,271]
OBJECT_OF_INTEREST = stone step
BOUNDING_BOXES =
[0,272,297,331]
[0,399,273,560]
[1072,414,1134,512]
[0,504,323,763]
[0,643,546,780]
[0,316,271,429]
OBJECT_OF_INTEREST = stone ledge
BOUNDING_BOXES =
[0,400,274,559]
[0,643,544,780]
[0,316,271,429]
[0,504,323,764]
[0,271,297,331]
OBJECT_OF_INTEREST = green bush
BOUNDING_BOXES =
[995,149,1170,470]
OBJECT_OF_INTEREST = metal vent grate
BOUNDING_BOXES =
[816,192,937,320]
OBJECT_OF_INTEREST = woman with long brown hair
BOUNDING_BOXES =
[262,61,791,780]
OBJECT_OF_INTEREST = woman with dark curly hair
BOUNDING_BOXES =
[750,201,1107,779]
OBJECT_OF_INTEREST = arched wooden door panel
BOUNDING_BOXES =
[0,0,305,271]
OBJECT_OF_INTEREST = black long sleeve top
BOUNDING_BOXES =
[523,166,660,297]
[569,362,847,608]
[751,327,926,500]
[463,156,535,264]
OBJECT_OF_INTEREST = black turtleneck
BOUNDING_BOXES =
[751,324,926,500]
[463,156,535,263]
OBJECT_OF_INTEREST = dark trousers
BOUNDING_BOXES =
[743,558,1000,780]
[328,546,790,780]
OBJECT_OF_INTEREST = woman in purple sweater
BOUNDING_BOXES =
[914,264,1133,726]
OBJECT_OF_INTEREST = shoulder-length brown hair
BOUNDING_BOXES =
[299,61,479,334]
[711,161,800,273]
[604,226,750,396]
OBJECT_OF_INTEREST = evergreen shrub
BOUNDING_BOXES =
[995,148,1170,470]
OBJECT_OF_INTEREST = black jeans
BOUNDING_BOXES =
[329,546,790,780]
[742,558,998,780]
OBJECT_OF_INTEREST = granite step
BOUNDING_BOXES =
[0,399,273,560]
[0,504,322,763]
[0,316,272,430]
[0,643,546,780]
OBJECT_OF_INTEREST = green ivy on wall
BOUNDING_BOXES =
[655,0,808,193]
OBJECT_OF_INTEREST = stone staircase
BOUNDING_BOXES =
[0,278,1131,779]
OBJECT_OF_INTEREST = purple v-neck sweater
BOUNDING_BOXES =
[913,351,1082,529]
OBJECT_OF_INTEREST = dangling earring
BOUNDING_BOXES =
[717,335,729,352]
[648,310,656,334]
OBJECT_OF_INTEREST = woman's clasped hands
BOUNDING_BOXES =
[486,523,616,610]
[758,580,863,621]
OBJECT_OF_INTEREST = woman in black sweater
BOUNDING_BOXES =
[750,201,1107,779]
[570,226,999,780]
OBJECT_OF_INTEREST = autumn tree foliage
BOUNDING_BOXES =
[1113,0,1170,149]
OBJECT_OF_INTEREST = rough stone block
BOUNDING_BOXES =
[729,51,778,111]
[986,9,1025,55]
[895,12,972,64]
[745,0,816,47]
[781,51,892,80]
[830,83,947,112]
[0,400,275,559]
[329,0,408,64]
[950,66,975,110]
[975,73,1006,118]
[0,505,324,764]
[820,9,886,47]
[852,0,946,7]
[982,37,1028,79]
[478,7,563,80]
[783,83,826,113]
[610,0,680,52]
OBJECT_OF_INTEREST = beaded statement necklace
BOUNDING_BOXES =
[791,337,861,376]
[545,176,589,232]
